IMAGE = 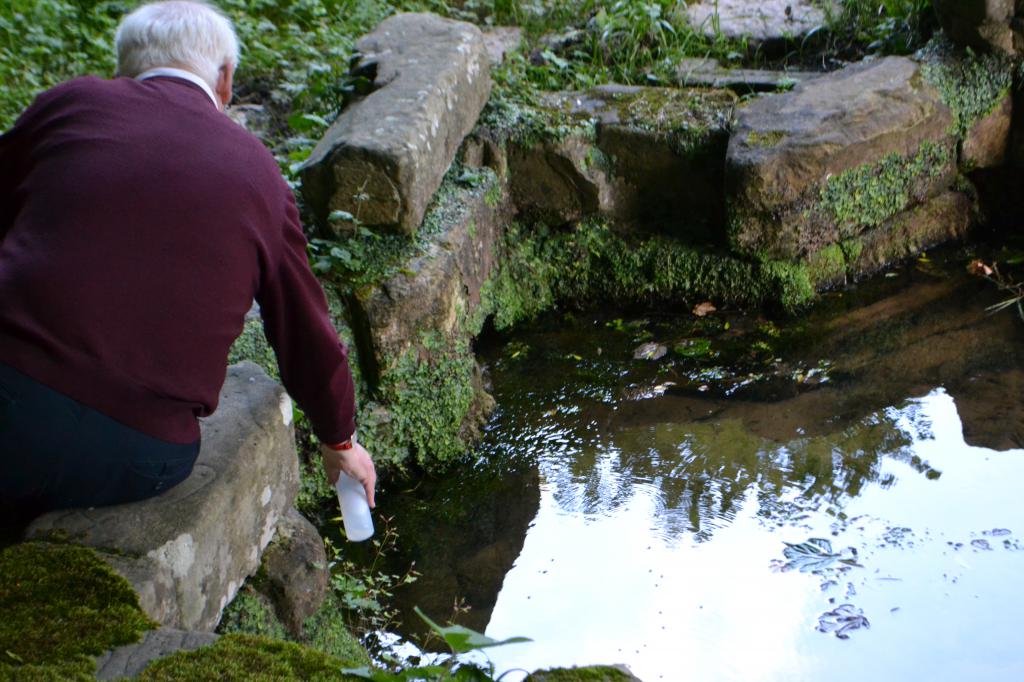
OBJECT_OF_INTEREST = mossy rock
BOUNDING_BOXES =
[135,633,365,681]
[0,541,155,678]
[525,664,639,681]
[218,580,370,669]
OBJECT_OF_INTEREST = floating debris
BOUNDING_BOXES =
[633,342,667,361]
[817,604,871,640]
[778,538,862,574]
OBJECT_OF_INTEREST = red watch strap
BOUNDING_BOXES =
[327,437,355,451]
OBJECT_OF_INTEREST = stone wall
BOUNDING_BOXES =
[276,12,1017,473]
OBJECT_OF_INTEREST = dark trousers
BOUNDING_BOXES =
[0,363,199,540]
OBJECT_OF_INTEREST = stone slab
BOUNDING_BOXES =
[357,175,511,366]
[684,0,829,49]
[28,363,299,632]
[726,56,956,260]
[675,57,822,93]
[301,13,492,235]
[94,628,218,680]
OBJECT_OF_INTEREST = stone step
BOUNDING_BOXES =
[28,362,299,632]
[301,13,492,236]
[683,0,830,53]
[674,58,822,93]
[726,56,957,261]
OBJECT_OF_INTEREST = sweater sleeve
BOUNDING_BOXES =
[256,185,357,444]
[0,107,28,242]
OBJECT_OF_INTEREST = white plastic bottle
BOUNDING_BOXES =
[336,472,374,542]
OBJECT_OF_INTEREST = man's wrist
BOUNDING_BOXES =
[325,432,357,451]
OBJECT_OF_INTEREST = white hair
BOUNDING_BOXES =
[115,1,239,89]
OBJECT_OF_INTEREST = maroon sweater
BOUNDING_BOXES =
[0,76,355,445]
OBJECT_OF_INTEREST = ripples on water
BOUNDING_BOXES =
[380,256,1024,681]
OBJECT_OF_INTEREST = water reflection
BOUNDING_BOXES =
[485,390,1024,682]
[382,256,1024,680]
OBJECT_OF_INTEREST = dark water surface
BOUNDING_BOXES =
[381,252,1024,681]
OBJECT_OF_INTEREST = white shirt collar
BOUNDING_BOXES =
[136,67,219,108]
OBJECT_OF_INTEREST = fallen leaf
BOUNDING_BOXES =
[693,301,717,317]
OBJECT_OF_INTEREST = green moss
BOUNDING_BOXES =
[816,140,951,232]
[301,595,372,665]
[377,331,478,469]
[0,542,156,678]
[920,37,1012,139]
[746,130,786,148]
[525,665,637,681]
[136,633,364,682]
[485,220,816,330]
[217,588,288,640]
[805,243,847,286]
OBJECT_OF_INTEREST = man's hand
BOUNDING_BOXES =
[320,442,377,508]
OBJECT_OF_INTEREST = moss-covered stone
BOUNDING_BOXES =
[485,220,817,330]
[815,140,952,235]
[301,594,372,666]
[135,633,364,681]
[525,664,638,681]
[919,36,1012,140]
[375,331,480,469]
[217,587,370,668]
[217,588,288,640]
[0,542,156,678]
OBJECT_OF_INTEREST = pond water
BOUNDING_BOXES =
[377,251,1024,681]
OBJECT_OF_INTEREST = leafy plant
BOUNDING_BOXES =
[343,607,530,681]
[324,516,420,634]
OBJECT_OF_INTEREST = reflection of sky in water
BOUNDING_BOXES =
[484,390,1024,681]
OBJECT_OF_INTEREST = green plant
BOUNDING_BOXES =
[324,516,420,634]
[343,607,530,682]
[824,0,935,57]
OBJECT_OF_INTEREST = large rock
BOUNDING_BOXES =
[301,13,491,235]
[684,0,828,51]
[726,57,956,260]
[259,508,329,638]
[28,363,299,632]
[933,0,1023,56]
